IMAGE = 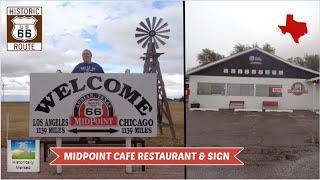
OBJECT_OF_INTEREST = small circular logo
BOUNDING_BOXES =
[74,93,113,118]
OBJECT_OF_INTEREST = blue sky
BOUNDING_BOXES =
[1,1,183,101]
[11,140,35,151]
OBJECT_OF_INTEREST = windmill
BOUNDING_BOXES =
[135,17,176,141]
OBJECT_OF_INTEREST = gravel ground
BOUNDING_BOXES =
[186,110,319,179]
[188,145,319,179]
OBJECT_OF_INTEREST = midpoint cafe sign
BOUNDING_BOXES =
[29,73,157,137]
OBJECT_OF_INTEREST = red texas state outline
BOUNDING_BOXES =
[278,14,308,43]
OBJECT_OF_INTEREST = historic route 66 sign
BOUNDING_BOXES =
[11,16,38,42]
[7,7,42,51]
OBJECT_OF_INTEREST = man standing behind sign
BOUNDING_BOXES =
[72,49,104,73]
[72,49,104,143]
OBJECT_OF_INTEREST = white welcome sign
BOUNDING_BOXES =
[29,73,157,137]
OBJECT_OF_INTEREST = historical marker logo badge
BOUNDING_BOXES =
[7,140,40,172]
[7,7,42,51]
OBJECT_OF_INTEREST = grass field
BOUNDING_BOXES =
[1,101,184,147]
[12,151,35,159]
[145,101,184,147]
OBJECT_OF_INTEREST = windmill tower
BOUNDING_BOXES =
[135,17,176,140]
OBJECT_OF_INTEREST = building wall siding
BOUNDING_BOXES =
[189,75,319,110]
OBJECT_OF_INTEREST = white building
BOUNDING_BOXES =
[187,48,319,111]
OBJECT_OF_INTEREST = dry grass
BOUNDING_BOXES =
[306,135,319,144]
[1,102,31,147]
[145,101,184,147]
[1,101,184,147]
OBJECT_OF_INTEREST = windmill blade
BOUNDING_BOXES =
[139,21,150,31]
[137,35,149,44]
[136,27,149,33]
[152,17,156,30]
[135,17,170,48]
[157,29,170,34]
[153,37,159,49]
[156,34,169,39]
[135,33,148,38]
[142,37,150,48]
[155,22,168,31]
[154,18,163,31]
[155,36,166,45]
[145,17,152,31]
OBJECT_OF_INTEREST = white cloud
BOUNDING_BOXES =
[1,1,183,98]
[162,73,184,98]
[97,5,183,71]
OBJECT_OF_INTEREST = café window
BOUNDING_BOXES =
[258,70,263,75]
[227,84,254,96]
[231,69,236,74]
[256,84,282,97]
[252,69,256,74]
[223,68,228,73]
[244,69,250,74]
[238,69,243,74]
[265,70,270,75]
[272,70,277,75]
[197,83,226,95]
[279,70,283,75]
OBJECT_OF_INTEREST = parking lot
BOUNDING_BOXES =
[187,110,319,179]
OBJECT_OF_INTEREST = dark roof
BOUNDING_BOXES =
[187,48,319,79]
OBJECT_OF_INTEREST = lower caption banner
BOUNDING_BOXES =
[50,147,244,165]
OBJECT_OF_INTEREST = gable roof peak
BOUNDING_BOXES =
[187,47,319,76]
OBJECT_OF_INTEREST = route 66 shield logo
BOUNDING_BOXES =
[11,16,37,42]
[84,100,103,119]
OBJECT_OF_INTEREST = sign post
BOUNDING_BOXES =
[125,137,132,173]
[56,138,62,174]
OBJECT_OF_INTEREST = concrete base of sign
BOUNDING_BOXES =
[265,109,293,113]
[190,108,219,111]
[234,109,262,112]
